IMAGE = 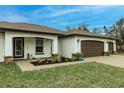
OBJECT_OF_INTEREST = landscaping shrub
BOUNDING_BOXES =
[51,54,62,63]
[71,52,84,61]
[51,57,56,63]
[76,52,84,61]
[37,58,44,64]
[61,56,70,62]
[37,58,51,64]
[44,58,49,64]
[76,52,83,58]
[71,53,78,61]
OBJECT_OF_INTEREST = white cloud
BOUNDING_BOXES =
[0,15,29,22]
[32,5,113,18]
[47,8,82,17]
[31,6,83,18]
[51,19,86,26]
[32,7,82,18]
[88,5,111,10]
[0,8,29,22]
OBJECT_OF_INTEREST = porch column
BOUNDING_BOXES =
[104,41,109,55]
[4,35,13,61]
[52,37,58,54]
[113,41,117,52]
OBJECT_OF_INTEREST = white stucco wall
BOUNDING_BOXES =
[59,36,77,58]
[0,33,5,62]
[24,37,51,59]
[4,31,58,59]
[60,35,116,58]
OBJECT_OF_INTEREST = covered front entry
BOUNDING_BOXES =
[13,37,24,58]
[3,30,58,62]
[11,36,58,60]
[81,40,104,57]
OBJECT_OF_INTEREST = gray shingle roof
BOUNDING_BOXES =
[0,21,64,35]
[64,30,116,39]
[0,21,116,40]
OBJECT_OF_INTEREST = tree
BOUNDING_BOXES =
[116,18,124,39]
[116,18,124,51]
[92,27,101,34]
[80,23,89,32]
[104,18,124,51]
[67,23,90,32]
[66,26,72,31]
[103,26,111,36]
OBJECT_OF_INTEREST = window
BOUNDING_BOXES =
[36,38,43,54]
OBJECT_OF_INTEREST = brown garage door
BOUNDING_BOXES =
[108,42,114,53]
[81,40,104,57]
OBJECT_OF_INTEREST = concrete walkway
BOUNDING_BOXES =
[16,55,124,71]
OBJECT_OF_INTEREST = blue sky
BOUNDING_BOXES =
[0,5,124,31]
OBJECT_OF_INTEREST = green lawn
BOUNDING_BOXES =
[0,62,124,88]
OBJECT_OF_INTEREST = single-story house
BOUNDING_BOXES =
[0,21,116,62]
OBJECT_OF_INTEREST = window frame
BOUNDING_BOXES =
[35,38,44,55]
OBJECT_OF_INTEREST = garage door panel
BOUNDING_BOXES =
[81,40,104,57]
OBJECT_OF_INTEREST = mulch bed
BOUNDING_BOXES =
[30,61,73,66]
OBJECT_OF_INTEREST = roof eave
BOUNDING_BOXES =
[0,27,64,36]
[62,33,117,40]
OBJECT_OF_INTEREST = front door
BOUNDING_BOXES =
[13,37,24,58]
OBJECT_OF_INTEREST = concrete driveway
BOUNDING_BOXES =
[85,55,124,68]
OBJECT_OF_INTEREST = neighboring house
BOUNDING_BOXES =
[0,21,116,62]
